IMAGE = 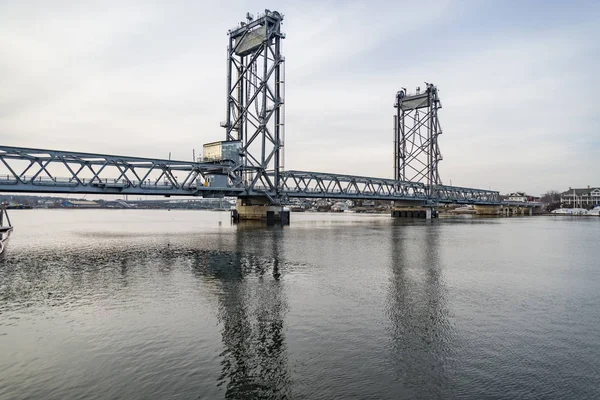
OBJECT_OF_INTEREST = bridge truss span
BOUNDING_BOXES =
[434,184,499,204]
[276,170,428,201]
[0,145,242,196]
[0,146,500,204]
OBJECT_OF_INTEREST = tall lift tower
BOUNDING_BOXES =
[222,10,285,199]
[394,84,443,197]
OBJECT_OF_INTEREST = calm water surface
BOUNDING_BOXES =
[0,210,599,399]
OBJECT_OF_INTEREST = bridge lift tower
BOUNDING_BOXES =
[394,84,443,197]
[220,10,285,209]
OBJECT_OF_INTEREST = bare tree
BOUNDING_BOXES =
[540,190,560,204]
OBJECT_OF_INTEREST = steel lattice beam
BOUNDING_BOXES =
[0,146,242,196]
[276,170,428,201]
[0,146,500,204]
[433,184,500,204]
[272,170,499,204]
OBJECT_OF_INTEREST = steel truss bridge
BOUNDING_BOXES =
[0,10,501,206]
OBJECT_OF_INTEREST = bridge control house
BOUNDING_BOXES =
[202,140,241,188]
[560,187,600,207]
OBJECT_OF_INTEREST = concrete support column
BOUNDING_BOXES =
[391,207,435,219]
[232,197,290,225]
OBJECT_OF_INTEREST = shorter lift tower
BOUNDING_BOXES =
[394,84,443,197]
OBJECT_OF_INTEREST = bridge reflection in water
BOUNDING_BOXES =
[0,230,294,399]
[190,226,291,398]
[386,222,455,398]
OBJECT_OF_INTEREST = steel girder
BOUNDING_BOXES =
[0,145,242,196]
[223,10,285,194]
[275,171,499,204]
[433,185,500,204]
[394,84,443,192]
[275,170,429,201]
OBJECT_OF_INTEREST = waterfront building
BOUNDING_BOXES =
[560,187,600,207]
[507,192,539,202]
[60,200,100,208]
[507,192,527,202]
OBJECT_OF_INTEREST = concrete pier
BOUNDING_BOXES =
[391,207,435,219]
[231,197,290,225]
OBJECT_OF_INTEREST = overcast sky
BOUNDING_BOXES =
[1,0,599,195]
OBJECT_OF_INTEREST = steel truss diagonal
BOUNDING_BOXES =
[223,10,285,194]
[0,146,242,196]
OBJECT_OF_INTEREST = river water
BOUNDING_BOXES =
[0,210,598,399]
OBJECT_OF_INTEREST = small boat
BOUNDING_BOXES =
[588,206,600,216]
[551,207,592,216]
[0,206,13,255]
[6,204,32,210]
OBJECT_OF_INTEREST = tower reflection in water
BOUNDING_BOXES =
[387,222,456,397]
[192,223,291,399]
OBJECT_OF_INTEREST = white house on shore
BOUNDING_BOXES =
[507,192,528,202]
[507,192,540,202]
[560,187,600,207]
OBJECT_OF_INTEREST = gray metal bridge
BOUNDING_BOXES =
[0,10,501,207]
[0,145,499,205]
